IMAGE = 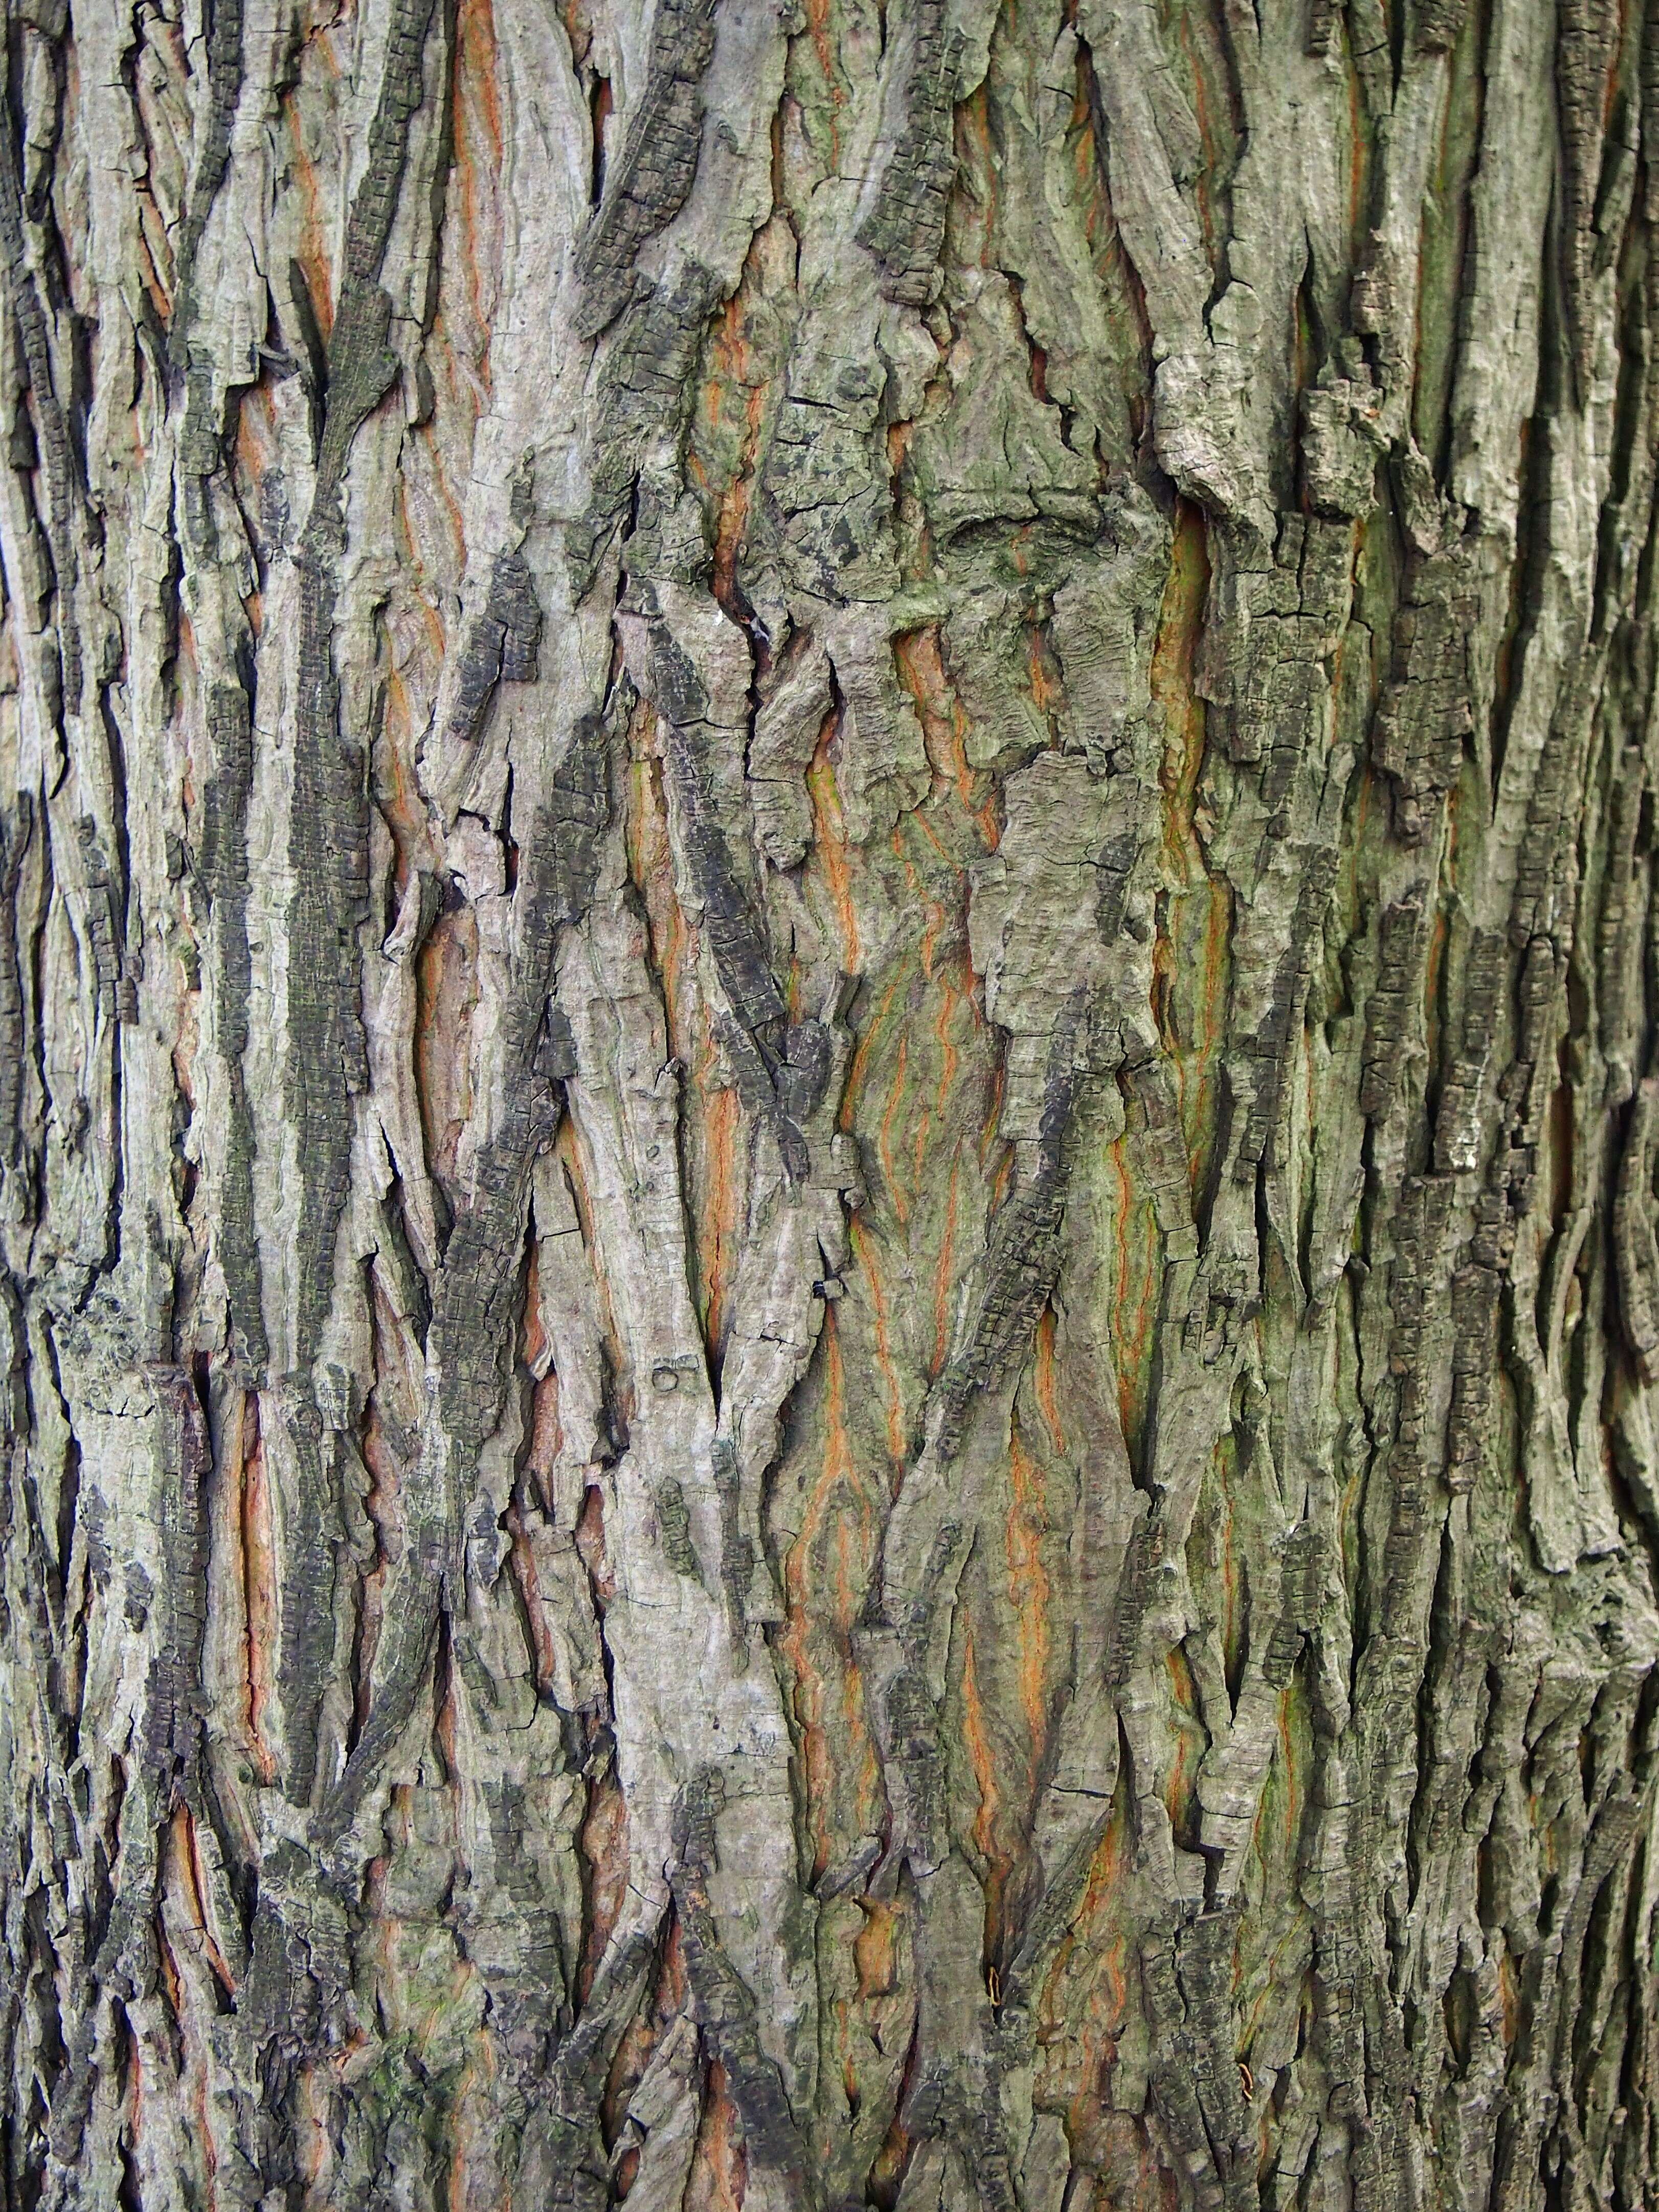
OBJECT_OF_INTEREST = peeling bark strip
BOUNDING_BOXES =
[4,0,1659,2207]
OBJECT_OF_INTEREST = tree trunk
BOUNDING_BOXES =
[1,0,1656,2204]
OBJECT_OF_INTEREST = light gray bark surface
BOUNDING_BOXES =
[0,0,1656,2206]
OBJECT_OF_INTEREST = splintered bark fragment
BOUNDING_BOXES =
[1371,541,1477,843]
[856,0,962,306]
[1360,892,1428,1121]
[573,0,720,341]
[0,797,29,1176]
[196,685,267,1366]
[443,552,544,749]
[0,107,79,710]
[1616,1079,1659,1382]
[1556,0,1620,394]
[169,0,245,354]
[931,1015,1078,1462]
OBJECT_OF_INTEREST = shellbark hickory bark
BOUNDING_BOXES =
[0,0,1653,2207]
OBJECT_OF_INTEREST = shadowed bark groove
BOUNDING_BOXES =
[0,0,1656,2207]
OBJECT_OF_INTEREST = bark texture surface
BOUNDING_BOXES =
[1,0,1657,2206]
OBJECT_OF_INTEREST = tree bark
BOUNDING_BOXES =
[0,0,1655,2205]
